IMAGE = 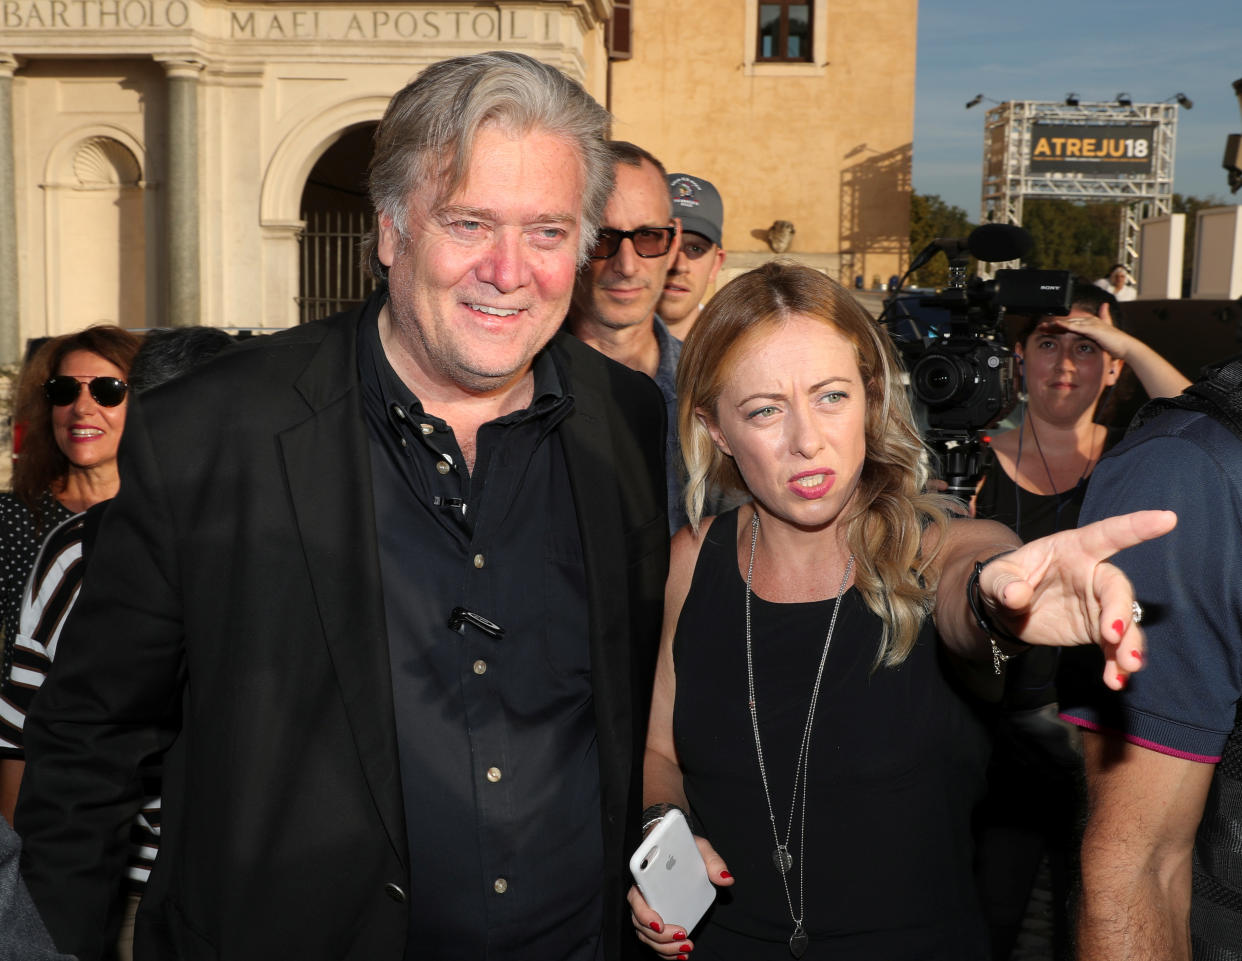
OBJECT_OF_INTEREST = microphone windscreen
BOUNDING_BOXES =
[968,223,1033,263]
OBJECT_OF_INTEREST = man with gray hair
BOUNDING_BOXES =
[17,52,668,961]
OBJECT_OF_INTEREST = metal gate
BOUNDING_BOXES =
[298,209,378,325]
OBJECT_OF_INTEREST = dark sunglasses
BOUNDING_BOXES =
[44,375,129,408]
[679,236,717,261]
[589,226,677,260]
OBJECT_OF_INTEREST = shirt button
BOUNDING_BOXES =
[419,423,434,435]
[473,659,487,675]
[486,766,502,782]
[391,404,407,421]
[436,460,451,474]
[473,553,485,569]
[493,877,508,894]
[384,882,407,903]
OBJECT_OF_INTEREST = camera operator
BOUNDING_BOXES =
[970,279,1188,961]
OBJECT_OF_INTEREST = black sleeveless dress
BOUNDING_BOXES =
[672,510,989,960]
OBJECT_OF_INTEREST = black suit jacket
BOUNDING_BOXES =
[16,299,669,961]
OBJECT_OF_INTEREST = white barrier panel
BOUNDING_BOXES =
[1192,206,1242,300]
[1138,213,1185,299]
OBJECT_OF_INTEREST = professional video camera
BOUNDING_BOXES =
[881,224,1073,501]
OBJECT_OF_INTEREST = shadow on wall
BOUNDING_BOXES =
[838,142,912,288]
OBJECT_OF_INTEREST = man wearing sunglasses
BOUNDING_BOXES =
[568,141,687,532]
[17,54,669,961]
[659,173,727,341]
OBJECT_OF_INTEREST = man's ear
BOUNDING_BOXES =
[696,407,731,457]
[1105,357,1124,386]
[668,217,682,262]
[377,213,400,268]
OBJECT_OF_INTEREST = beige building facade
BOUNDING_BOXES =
[611,0,917,293]
[0,0,916,364]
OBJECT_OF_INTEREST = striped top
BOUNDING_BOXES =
[0,509,161,890]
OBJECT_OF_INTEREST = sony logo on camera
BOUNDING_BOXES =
[993,270,1071,314]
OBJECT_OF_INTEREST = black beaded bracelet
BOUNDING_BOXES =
[966,550,1031,674]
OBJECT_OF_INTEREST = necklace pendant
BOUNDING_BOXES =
[789,923,809,958]
[772,844,792,874]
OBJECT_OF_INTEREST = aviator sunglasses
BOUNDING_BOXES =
[44,375,129,408]
[589,226,677,260]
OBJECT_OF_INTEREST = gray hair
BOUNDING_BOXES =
[363,51,613,280]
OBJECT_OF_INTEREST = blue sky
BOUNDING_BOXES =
[914,0,1241,216]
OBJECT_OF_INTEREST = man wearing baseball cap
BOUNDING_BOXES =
[660,173,727,340]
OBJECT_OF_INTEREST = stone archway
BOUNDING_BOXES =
[259,95,389,327]
[298,123,377,324]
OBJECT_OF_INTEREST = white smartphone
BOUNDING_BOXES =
[628,808,716,934]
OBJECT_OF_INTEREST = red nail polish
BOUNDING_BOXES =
[1131,649,1143,662]
[677,956,687,961]
[674,931,686,940]
[649,922,661,933]
[720,870,732,879]
[1117,672,1128,688]
[680,944,692,952]
[1113,619,1125,637]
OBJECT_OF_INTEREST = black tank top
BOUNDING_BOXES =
[672,509,989,960]
[974,428,1122,541]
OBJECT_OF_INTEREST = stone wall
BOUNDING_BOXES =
[610,0,917,290]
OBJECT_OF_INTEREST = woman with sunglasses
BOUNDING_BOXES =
[0,326,140,768]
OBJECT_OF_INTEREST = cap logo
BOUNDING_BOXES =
[670,175,702,209]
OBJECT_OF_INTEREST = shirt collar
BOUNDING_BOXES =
[358,290,569,430]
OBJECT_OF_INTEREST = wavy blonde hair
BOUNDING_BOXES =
[677,261,952,666]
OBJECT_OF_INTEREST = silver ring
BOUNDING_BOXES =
[1131,600,1144,625]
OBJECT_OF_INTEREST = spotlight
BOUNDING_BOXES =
[1116,92,1132,107]
[965,94,983,109]
[1065,92,1079,106]
[1175,92,1194,110]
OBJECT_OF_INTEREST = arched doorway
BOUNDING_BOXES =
[297,123,378,324]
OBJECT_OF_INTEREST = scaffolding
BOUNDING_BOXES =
[979,100,1177,274]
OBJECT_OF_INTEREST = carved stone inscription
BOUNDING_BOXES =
[0,2,556,41]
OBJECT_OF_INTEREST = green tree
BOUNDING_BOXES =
[1020,199,1119,280]
[908,192,975,288]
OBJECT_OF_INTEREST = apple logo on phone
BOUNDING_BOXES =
[665,854,677,871]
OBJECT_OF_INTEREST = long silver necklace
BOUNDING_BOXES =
[744,510,854,960]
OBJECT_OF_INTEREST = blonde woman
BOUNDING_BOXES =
[628,262,1173,961]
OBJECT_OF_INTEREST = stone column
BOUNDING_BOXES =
[0,55,20,364]
[160,58,204,327]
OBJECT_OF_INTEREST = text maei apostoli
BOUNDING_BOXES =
[0,1,557,42]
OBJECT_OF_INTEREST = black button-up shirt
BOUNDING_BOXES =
[358,298,604,961]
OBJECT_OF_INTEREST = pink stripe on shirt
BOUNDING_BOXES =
[1060,713,1221,764]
